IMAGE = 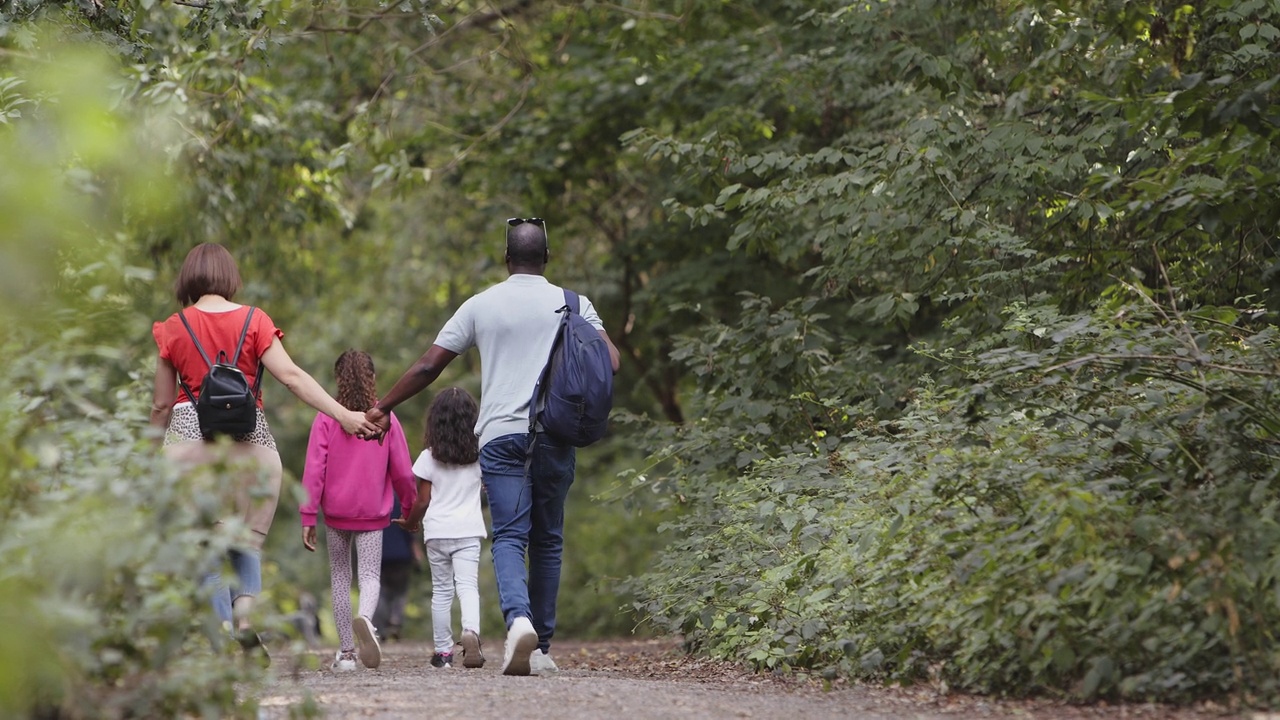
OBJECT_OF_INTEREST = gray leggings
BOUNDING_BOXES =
[327,528,382,652]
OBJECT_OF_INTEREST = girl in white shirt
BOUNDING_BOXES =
[398,387,487,669]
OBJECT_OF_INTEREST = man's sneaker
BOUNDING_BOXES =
[501,616,538,676]
[460,629,486,668]
[530,648,559,675]
[430,652,453,668]
[331,650,357,672]
[353,615,382,669]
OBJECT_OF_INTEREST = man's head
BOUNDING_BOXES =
[505,217,549,273]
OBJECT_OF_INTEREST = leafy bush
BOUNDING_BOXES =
[632,293,1280,702]
[0,40,286,719]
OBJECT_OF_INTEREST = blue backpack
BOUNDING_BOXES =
[528,289,614,447]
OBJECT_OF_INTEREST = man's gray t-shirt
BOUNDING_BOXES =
[434,274,605,448]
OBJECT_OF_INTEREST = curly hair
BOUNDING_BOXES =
[424,387,479,466]
[334,350,377,412]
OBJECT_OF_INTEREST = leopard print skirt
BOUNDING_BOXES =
[164,402,277,451]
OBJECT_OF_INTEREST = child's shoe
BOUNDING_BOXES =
[460,629,485,668]
[430,652,453,668]
[352,615,382,669]
[331,650,357,672]
[501,616,537,676]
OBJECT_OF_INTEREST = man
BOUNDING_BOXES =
[365,217,620,676]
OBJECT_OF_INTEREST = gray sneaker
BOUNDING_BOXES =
[461,629,486,668]
[530,648,559,675]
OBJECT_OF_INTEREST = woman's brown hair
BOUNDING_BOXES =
[424,387,479,466]
[174,243,243,306]
[335,350,377,413]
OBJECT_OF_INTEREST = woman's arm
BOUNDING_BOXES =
[259,338,380,437]
[150,355,177,431]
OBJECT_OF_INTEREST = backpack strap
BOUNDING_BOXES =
[174,307,264,404]
[525,288,579,472]
[176,310,211,405]
[563,288,580,315]
[230,307,255,366]
[232,308,265,400]
[178,310,214,368]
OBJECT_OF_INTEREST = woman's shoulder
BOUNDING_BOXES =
[245,305,284,342]
[153,310,183,328]
[151,311,184,350]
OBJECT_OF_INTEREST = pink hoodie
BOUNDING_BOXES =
[299,411,418,532]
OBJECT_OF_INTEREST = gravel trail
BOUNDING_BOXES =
[257,638,1234,719]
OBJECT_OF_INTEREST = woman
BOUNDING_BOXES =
[150,243,378,655]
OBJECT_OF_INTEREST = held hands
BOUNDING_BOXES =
[302,525,317,552]
[338,408,381,439]
[391,515,421,534]
[363,406,391,442]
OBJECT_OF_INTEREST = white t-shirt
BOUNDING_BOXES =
[411,449,487,541]
[433,274,604,448]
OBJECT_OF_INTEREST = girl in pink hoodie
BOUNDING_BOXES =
[300,350,417,672]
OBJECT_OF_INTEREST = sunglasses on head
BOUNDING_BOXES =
[505,217,549,257]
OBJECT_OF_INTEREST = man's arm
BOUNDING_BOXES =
[599,329,621,373]
[366,344,459,430]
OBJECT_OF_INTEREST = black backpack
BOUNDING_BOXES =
[528,289,614,447]
[177,308,263,439]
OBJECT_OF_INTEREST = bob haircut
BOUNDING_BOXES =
[174,243,243,306]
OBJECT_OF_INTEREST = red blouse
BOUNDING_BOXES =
[152,306,284,408]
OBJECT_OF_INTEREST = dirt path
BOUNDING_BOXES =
[258,638,1235,719]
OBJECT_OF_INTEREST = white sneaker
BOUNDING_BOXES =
[331,650,357,672]
[353,615,382,669]
[501,617,538,676]
[530,648,559,675]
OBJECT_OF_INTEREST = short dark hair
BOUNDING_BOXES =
[505,222,548,266]
[174,243,242,306]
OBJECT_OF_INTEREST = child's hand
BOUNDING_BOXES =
[302,525,317,552]
[392,516,421,534]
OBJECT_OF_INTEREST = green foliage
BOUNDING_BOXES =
[8,0,1280,708]
[622,0,1280,706]
[635,295,1280,702]
[0,42,284,719]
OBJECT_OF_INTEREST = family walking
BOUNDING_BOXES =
[148,217,620,676]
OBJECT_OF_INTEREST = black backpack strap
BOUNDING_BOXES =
[232,307,266,400]
[233,307,267,400]
[178,310,214,368]
[175,307,264,404]
[230,307,255,366]
[176,310,212,405]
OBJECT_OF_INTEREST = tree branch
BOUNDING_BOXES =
[1045,353,1280,378]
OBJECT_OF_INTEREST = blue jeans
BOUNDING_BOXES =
[480,432,575,653]
[203,548,262,625]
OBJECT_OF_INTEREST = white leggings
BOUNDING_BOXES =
[327,528,382,653]
[427,536,482,655]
